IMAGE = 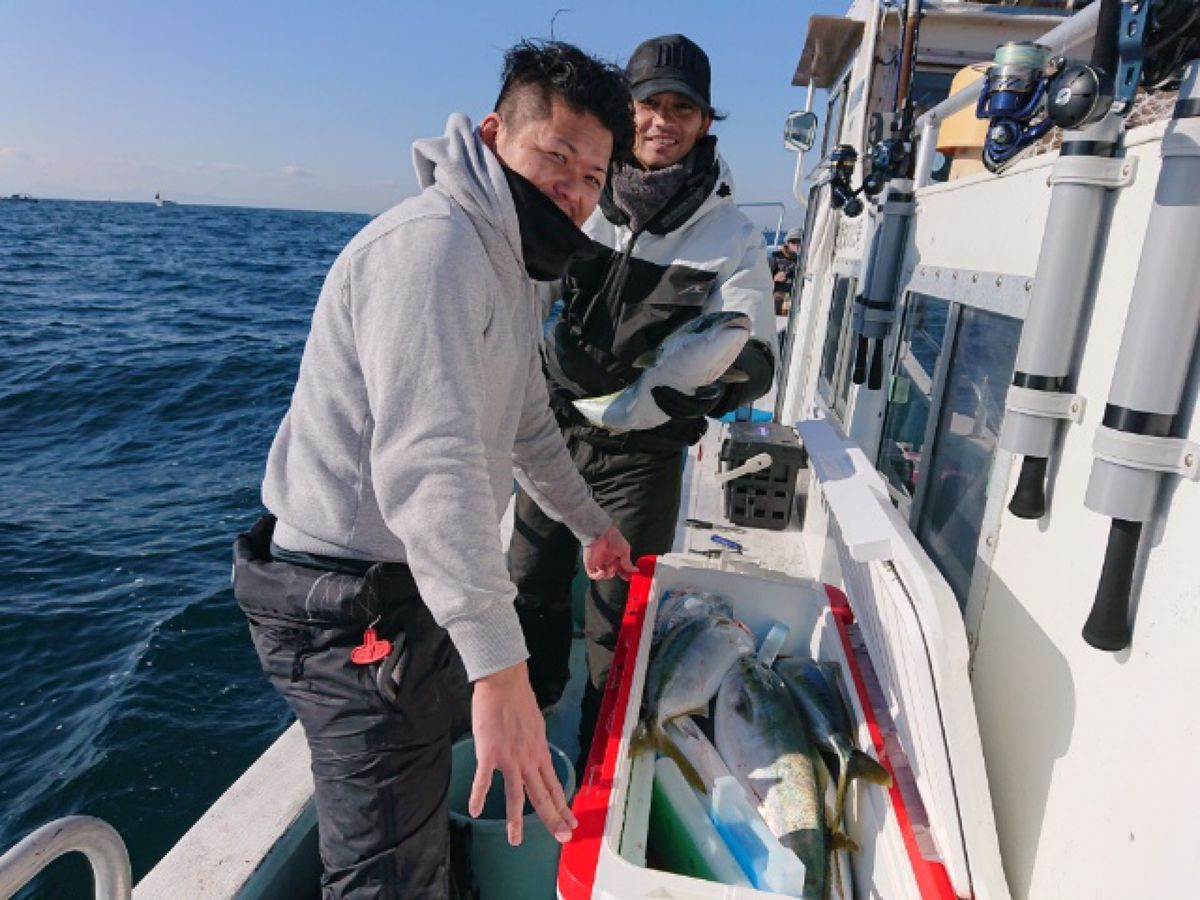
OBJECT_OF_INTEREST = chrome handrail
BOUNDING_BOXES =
[737,201,788,246]
[0,816,131,900]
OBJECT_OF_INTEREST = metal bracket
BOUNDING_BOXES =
[1092,426,1200,480]
[862,306,895,327]
[881,199,916,216]
[1006,384,1087,423]
[1112,0,1152,116]
[1049,155,1137,189]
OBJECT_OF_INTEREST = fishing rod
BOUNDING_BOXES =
[996,0,1129,521]
[979,0,1200,649]
[1072,0,1200,651]
[847,0,923,391]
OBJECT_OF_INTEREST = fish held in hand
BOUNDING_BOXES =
[572,311,752,432]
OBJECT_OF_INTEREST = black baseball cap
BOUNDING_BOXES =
[625,34,712,113]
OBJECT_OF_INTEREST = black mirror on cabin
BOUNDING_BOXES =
[782,110,818,152]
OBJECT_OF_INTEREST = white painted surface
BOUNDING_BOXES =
[778,3,1200,894]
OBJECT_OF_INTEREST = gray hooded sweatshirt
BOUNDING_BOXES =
[263,113,612,682]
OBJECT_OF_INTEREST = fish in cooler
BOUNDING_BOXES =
[715,656,827,900]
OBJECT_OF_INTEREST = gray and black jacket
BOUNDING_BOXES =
[545,137,777,449]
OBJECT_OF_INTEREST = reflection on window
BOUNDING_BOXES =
[821,74,851,159]
[878,294,949,504]
[835,302,858,419]
[916,307,1021,607]
[909,68,957,183]
[818,277,855,404]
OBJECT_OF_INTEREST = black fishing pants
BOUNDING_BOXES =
[232,516,471,900]
[508,430,684,757]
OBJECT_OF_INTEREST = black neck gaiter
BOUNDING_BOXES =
[502,167,596,281]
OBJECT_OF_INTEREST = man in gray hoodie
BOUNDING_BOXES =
[232,42,634,898]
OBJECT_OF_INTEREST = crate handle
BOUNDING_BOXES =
[716,452,773,485]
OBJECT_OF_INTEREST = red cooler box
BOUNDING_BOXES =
[557,554,966,900]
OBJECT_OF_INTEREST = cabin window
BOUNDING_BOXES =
[878,293,949,509]
[821,72,852,159]
[908,69,956,119]
[818,276,857,414]
[913,306,1021,607]
[909,68,957,183]
[834,296,859,419]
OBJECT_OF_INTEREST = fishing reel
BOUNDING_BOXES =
[979,1,1200,172]
[861,112,912,198]
[976,41,1055,172]
[863,137,910,198]
[1048,0,1200,129]
[827,144,864,218]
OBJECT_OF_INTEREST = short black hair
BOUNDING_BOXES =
[496,40,633,162]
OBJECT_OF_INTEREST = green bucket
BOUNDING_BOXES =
[448,737,576,900]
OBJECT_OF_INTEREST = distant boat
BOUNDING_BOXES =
[154,192,177,208]
[1,193,37,203]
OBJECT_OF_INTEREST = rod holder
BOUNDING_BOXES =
[867,339,885,391]
[852,334,869,384]
[1008,455,1050,519]
[1083,518,1140,650]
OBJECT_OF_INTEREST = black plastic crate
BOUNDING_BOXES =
[719,421,807,530]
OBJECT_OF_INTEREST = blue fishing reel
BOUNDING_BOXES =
[976,41,1055,172]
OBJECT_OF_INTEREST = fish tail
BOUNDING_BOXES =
[651,719,709,793]
[828,828,859,853]
[832,760,850,835]
[571,392,628,431]
[847,748,893,787]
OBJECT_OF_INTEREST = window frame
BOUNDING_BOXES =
[872,275,1028,613]
[906,301,962,526]
[877,293,956,515]
[820,69,853,160]
[816,274,859,421]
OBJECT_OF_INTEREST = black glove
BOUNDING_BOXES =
[708,339,776,418]
[651,383,724,419]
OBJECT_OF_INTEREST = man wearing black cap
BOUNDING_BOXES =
[509,33,777,764]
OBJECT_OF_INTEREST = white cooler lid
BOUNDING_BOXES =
[797,416,1010,900]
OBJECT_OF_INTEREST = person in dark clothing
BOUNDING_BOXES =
[508,34,777,766]
[770,225,803,315]
[232,42,637,900]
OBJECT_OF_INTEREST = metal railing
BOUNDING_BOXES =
[737,201,788,246]
[0,816,131,900]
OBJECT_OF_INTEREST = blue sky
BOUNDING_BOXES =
[0,0,843,226]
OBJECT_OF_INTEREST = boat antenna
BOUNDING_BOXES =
[549,8,569,40]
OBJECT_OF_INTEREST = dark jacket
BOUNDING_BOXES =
[544,137,777,450]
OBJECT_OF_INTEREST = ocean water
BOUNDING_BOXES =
[0,199,369,896]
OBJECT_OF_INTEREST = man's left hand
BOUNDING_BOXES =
[582,525,638,581]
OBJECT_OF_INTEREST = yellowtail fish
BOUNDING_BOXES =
[572,311,751,432]
[715,656,826,900]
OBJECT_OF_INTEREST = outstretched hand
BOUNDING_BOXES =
[582,525,638,581]
[470,661,577,846]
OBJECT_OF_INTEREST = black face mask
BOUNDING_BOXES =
[502,166,596,281]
